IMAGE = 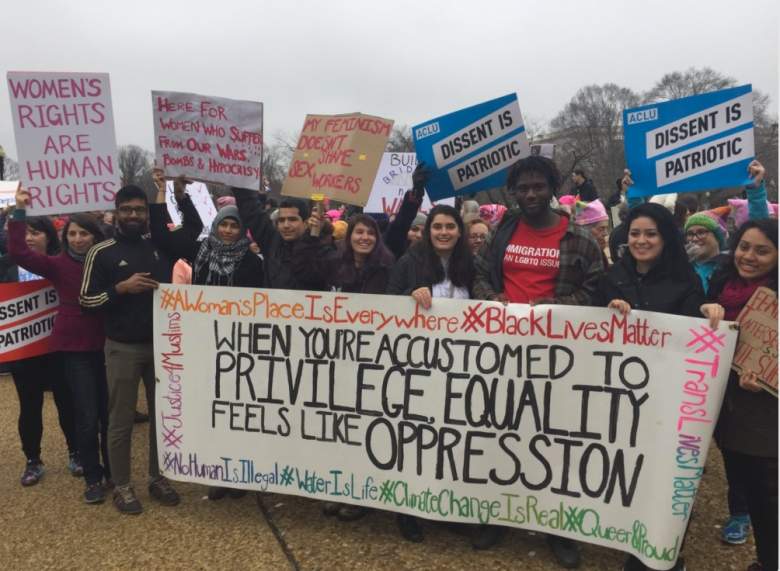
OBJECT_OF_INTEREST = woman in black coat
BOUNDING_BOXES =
[594,202,722,571]
[293,213,395,295]
[594,202,719,322]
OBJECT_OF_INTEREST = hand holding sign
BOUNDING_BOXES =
[747,159,765,187]
[14,184,29,209]
[738,370,764,393]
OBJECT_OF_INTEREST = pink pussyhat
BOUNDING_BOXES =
[217,196,236,207]
[574,199,608,226]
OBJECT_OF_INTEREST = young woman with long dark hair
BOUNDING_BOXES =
[594,202,724,571]
[707,218,778,571]
[6,189,85,490]
[386,204,474,542]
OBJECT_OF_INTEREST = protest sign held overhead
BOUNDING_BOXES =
[0,280,58,363]
[154,284,737,570]
[364,152,454,215]
[282,113,393,207]
[412,94,530,201]
[152,91,263,189]
[623,85,754,198]
[165,180,217,241]
[7,72,120,215]
[732,286,778,395]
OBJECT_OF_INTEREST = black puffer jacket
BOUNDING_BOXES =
[593,253,704,317]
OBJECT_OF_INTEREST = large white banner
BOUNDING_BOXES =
[7,72,120,215]
[154,285,737,570]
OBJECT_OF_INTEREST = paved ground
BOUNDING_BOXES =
[0,373,758,570]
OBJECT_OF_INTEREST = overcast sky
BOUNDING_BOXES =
[2,0,777,159]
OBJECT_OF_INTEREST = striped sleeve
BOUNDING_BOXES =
[79,239,117,311]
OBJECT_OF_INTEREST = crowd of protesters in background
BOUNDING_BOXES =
[0,154,776,571]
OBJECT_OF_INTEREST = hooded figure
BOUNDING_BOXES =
[192,205,262,287]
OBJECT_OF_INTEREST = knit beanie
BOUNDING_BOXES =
[412,212,427,228]
[684,210,726,248]
[211,205,243,233]
[574,200,608,226]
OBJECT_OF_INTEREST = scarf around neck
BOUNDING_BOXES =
[718,275,771,321]
[193,233,250,286]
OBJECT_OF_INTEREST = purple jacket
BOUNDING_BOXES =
[8,219,104,352]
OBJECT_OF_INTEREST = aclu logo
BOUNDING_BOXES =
[626,108,658,125]
[415,122,440,140]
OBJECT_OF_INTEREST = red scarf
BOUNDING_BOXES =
[718,276,771,321]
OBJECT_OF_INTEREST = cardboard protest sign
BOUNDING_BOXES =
[364,152,454,215]
[0,280,58,362]
[732,286,778,395]
[152,91,263,189]
[6,72,120,215]
[623,85,754,198]
[165,180,217,241]
[412,94,530,201]
[282,113,393,207]
[155,285,737,570]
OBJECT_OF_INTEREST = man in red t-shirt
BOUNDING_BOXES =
[472,156,604,568]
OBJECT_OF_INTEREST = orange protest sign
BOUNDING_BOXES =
[732,286,778,396]
[282,113,393,206]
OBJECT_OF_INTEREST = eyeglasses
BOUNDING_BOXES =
[117,206,147,215]
[685,229,711,241]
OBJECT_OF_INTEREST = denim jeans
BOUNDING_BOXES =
[63,351,110,485]
[9,352,76,461]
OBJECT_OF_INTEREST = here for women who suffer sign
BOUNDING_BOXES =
[154,285,737,570]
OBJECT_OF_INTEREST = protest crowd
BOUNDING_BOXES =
[0,81,777,571]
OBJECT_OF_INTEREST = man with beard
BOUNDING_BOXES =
[80,184,201,515]
[473,156,604,569]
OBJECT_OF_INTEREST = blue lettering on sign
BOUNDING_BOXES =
[415,123,440,140]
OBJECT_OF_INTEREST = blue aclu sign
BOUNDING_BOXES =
[412,94,530,201]
[623,85,754,198]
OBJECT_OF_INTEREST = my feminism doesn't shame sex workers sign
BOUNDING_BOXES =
[154,285,737,571]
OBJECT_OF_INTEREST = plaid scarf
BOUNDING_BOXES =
[193,233,250,286]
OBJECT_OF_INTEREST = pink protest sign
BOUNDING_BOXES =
[7,72,120,215]
[152,91,263,190]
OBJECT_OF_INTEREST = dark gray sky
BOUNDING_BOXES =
[2,0,777,159]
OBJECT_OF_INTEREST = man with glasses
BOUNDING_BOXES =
[473,156,604,568]
[80,183,201,515]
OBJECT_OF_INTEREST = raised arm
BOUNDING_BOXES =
[232,187,277,255]
[148,171,203,262]
[7,188,59,280]
[384,162,427,259]
[745,160,770,221]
